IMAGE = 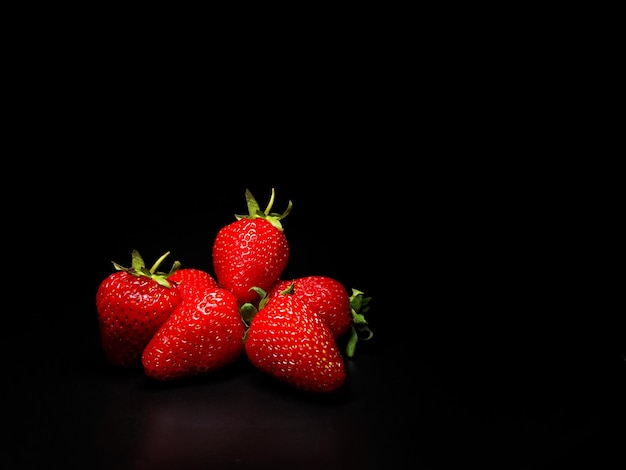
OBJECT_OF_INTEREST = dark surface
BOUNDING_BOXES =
[11,156,624,469]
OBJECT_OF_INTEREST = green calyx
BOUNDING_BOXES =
[240,283,294,326]
[111,250,180,288]
[234,188,293,231]
[345,288,373,358]
[239,286,272,327]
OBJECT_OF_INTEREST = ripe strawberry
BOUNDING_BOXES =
[96,250,182,367]
[169,267,218,301]
[266,276,373,358]
[142,286,245,380]
[212,188,291,304]
[244,283,346,393]
[266,276,353,338]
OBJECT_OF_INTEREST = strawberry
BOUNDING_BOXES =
[142,286,245,380]
[267,276,353,338]
[212,188,291,304]
[266,276,373,358]
[244,283,346,393]
[95,250,182,367]
[169,267,219,301]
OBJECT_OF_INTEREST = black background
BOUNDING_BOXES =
[8,36,625,468]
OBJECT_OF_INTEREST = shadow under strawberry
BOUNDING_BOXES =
[139,354,251,392]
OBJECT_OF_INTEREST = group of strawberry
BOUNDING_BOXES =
[95,189,372,393]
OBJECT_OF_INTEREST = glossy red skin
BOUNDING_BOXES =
[142,287,245,380]
[212,218,289,304]
[267,276,352,338]
[245,292,346,393]
[169,268,219,301]
[96,271,182,367]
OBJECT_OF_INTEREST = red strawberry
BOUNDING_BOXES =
[96,250,182,367]
[266,276,373,358]
[212,188,291,304]
[142,286,245,380]
[244,283,346,393]
[267,276,352,338]
[169,268,219,301]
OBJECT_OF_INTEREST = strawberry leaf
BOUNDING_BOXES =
[346,327,359,358]
[110,250,179,288]
[234,188,292,231]
[239,286,269,326]
[239,302,258,327]
[346,288,373,358]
